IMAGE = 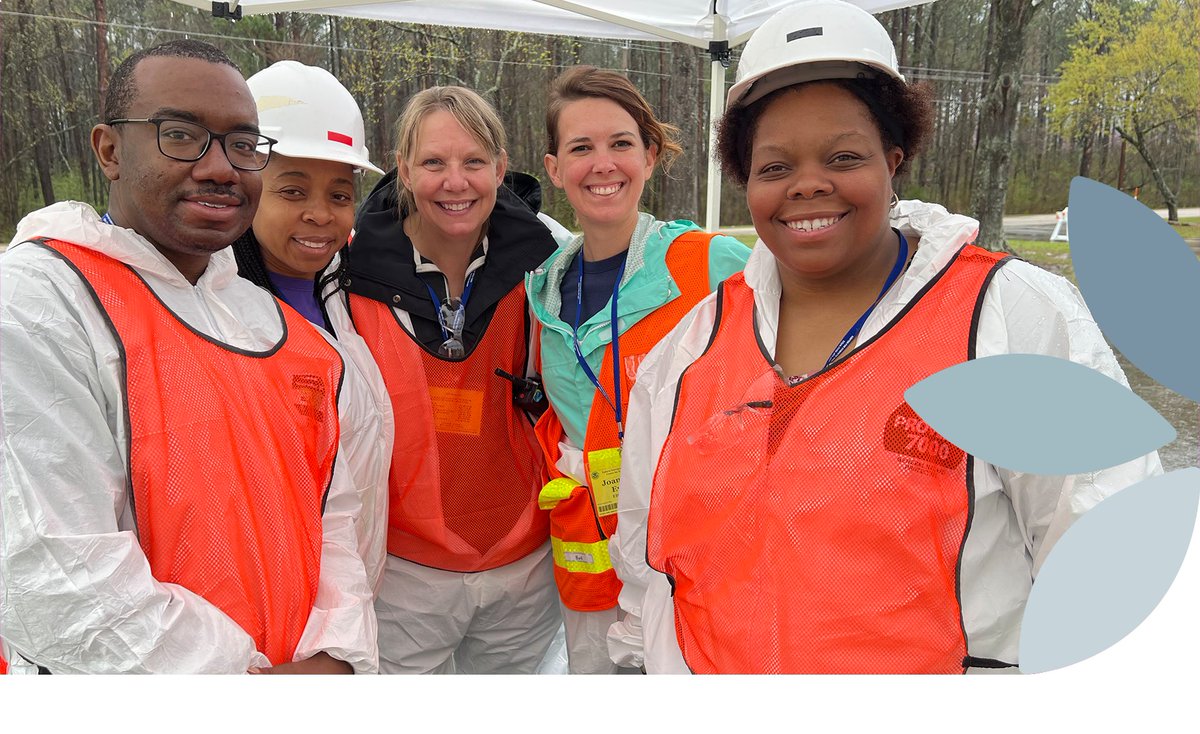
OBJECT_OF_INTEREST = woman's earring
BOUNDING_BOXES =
[890,190,900,209]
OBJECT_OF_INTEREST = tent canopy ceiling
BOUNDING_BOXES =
[177,1,926,48]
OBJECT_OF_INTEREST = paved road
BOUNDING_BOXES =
[1003,207,1200,242]
[721,207,1200,243]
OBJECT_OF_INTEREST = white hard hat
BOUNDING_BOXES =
[727,0,903,110]
[247,60,385,175]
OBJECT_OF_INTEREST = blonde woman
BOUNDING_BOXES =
[345,86,561,674]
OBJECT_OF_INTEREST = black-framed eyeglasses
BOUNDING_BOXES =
[107,117,277,171]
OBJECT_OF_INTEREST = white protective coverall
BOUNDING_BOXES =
[316,250,394,595]
[607,199,1163,674]
[0,201,380,674]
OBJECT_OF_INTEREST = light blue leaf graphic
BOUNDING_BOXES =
[905,353,1175,475]
[1068,176,1200,402]
[1020,468,1200,674]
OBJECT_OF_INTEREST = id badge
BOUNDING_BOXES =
[587,447,622,517]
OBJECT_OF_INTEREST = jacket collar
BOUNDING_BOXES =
[526,214,701,340]
[12,200,240,290]
[345,169,556,328]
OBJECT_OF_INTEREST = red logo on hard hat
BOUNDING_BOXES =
[327,131,353,146]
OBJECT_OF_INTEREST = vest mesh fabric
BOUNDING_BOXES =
[351,285,547,572]
[42,238,342,667]
[539,232,716,611]
[647,246,1006,674]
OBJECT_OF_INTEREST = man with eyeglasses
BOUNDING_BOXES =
[0,39,378,674]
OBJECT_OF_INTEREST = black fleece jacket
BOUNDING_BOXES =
[344,169,557,354]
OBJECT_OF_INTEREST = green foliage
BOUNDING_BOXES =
[12,171,106,224]
[898,183,937,203]
[1047,0,1199,137]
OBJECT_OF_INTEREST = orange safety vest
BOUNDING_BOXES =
[535,231,715,612]
[39,238,342,668]
[647,245,1009,674]
[349,285,547,572]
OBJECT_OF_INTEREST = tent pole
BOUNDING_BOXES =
[705,54,726,231]
[704,13,730,232]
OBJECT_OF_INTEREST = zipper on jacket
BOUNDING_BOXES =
[192,284,229,342]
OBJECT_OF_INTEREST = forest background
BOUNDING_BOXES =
[2,0,1197,245]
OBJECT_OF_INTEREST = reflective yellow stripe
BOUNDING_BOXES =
[538,478,580,511]
[550,536,613,574]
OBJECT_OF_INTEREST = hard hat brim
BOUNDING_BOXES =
[727,59,904,111]
[270,142,386,176]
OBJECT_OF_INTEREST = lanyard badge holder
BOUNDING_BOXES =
[425,271,476,359]
[573,253,628,519]
[823,231,909,368]
[781,231,910,391]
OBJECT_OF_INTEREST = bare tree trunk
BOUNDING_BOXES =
[95,0,109,118]
[951,85,976,209]
[1116,136,1126,191]
[969,0,1038,252]
[1116,120,1180,222]
[1097,125,1112,182]
[17,1,55,207]
[0,16,13,227]
[46,0,88,201]
[1077,131,1094,179]
[368,24,387,168]
[661,44,699,222]
[327,17,338,77]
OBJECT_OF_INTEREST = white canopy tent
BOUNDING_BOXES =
[172,0,928,228]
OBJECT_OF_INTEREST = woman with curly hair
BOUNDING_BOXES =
[609,0,1159,674]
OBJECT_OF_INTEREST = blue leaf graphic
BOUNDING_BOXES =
[905,353,1174,475]
[1020,468,1200,674]
[1069,177,1200,403]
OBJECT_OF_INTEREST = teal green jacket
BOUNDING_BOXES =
[525,213,750,450]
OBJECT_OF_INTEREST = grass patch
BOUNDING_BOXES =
[1171,216,1200,239]
[1008,238,1074,281]
[728,234,1078,281]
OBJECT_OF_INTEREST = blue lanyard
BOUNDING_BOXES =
[573,252,627,440]
[824,231,909,368]
[101,212,114,225]
[423,270,476,341]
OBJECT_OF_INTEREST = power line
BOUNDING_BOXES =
[5,9,1061,86]
[0,9,677,77]
[904,65,1061,85]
